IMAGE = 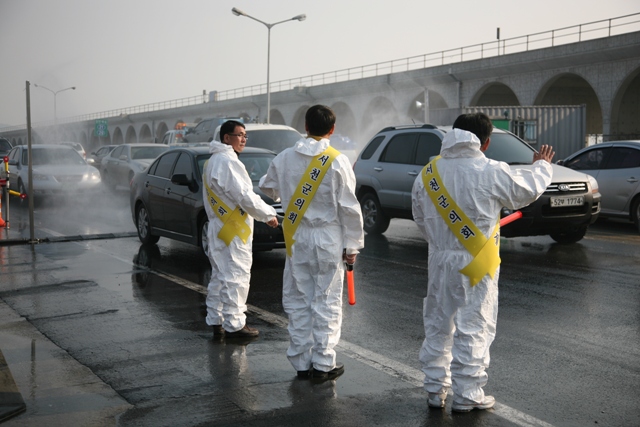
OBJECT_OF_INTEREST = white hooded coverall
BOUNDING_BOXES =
[411,129,552,404]
[259,137,364,372]
[204,140,277,332]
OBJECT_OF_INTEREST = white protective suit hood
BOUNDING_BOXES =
[295,136,330,156]
[440,128,485,159]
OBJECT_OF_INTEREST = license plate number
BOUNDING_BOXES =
[550,195,584,207]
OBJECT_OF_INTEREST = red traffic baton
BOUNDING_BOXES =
[500,211,522,227]
[346,263,356,305]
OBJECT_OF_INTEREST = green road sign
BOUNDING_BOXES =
[94,119,108,137]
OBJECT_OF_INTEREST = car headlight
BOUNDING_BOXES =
[587,175,599,193]
[84,170,101,181]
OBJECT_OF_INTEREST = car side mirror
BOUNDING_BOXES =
[119,155,128,161]
[556,160,564,165]
[8,159,17,166]
[86,158,95,164]
[171,174,191,186]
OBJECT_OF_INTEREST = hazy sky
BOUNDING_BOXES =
[1,0,638,127]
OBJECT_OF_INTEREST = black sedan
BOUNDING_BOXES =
[129,146,284,256]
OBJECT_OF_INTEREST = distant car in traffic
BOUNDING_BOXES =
[88,145,118,167]
[159,130,187,146]
[213,123,303,153]
[129,146,284,256]
[59,142,87,160]
[100,143,169,190]
[558,140,640,233]
[0,137,12,158]
[183,117,244,143]
[5,144,101,199]
[353,124,601,243]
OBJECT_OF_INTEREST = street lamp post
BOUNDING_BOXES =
[33,84,76,141]
[232,7,305,124]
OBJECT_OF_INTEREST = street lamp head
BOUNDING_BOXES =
[231,7,245,16]
[293,14,306,21]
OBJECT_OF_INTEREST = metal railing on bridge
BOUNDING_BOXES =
[2,12,639,132]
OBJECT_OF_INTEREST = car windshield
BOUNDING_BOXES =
[131,146,168,160]
[247,130,301,153]
[0,140,11,151]
[239,153,275,180]
[483,132,536,165]
[28,148,86,166]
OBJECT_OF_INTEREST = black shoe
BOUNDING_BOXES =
[225,325,259,338]
[312,363,344,380]
[212,325,225,336]
[297,369,312,379]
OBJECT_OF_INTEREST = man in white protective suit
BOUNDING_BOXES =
[411,113,555,412]
[259,105,364,381]
[204,120,279,338]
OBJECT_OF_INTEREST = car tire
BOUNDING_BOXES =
[632,197,640,234]
[360,192,390,234]
[199,216,209,257]
[550,226,587,244]
[17,179,27,202]
[136,203,160,244]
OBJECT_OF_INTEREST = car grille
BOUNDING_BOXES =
[54,175,82,183]
[544,182,587,193]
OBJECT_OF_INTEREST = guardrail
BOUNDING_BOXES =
[2,12,639,132]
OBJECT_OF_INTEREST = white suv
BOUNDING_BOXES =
[353,124,601,243]
[213,123,303,153]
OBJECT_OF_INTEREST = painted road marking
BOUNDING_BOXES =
[77,237,555,427]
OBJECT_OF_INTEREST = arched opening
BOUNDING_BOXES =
[535,73,602,135]
[292,105,311,134]
[156,122,169,142]
[361,97,400,143]
[610,67,640,140]
[470,82,520,106]
[125,126,137,144]
[269,109,286,125]
[139,124,153,143]
[330,101,358,144]
[113,128,124,145]
[408,90,448,124]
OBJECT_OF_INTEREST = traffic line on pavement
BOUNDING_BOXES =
[137,265,557,427]
[86,241,556,427]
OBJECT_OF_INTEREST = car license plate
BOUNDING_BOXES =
[550,195,584,207]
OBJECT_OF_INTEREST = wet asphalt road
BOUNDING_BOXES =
[1,188,639,426]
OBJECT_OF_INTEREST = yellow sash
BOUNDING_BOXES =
[203,162,251,246]
[283,146,340,256]
[421,157,500,286]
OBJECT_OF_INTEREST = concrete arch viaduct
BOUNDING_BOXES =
[2,15,639,159]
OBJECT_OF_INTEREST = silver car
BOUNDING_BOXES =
[100,143,169,190]
[6,144,101,199]
[559,140,640,233]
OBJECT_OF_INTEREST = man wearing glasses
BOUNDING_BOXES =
[203,120,279,338]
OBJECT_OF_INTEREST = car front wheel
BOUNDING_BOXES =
[136,203,160,244]
[550,226,587,244]
[199,217,209,257]
[360,192,390,234]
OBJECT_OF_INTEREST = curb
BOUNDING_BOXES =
[0,232,137,246]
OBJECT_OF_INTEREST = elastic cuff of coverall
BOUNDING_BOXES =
[345,248,360,255]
